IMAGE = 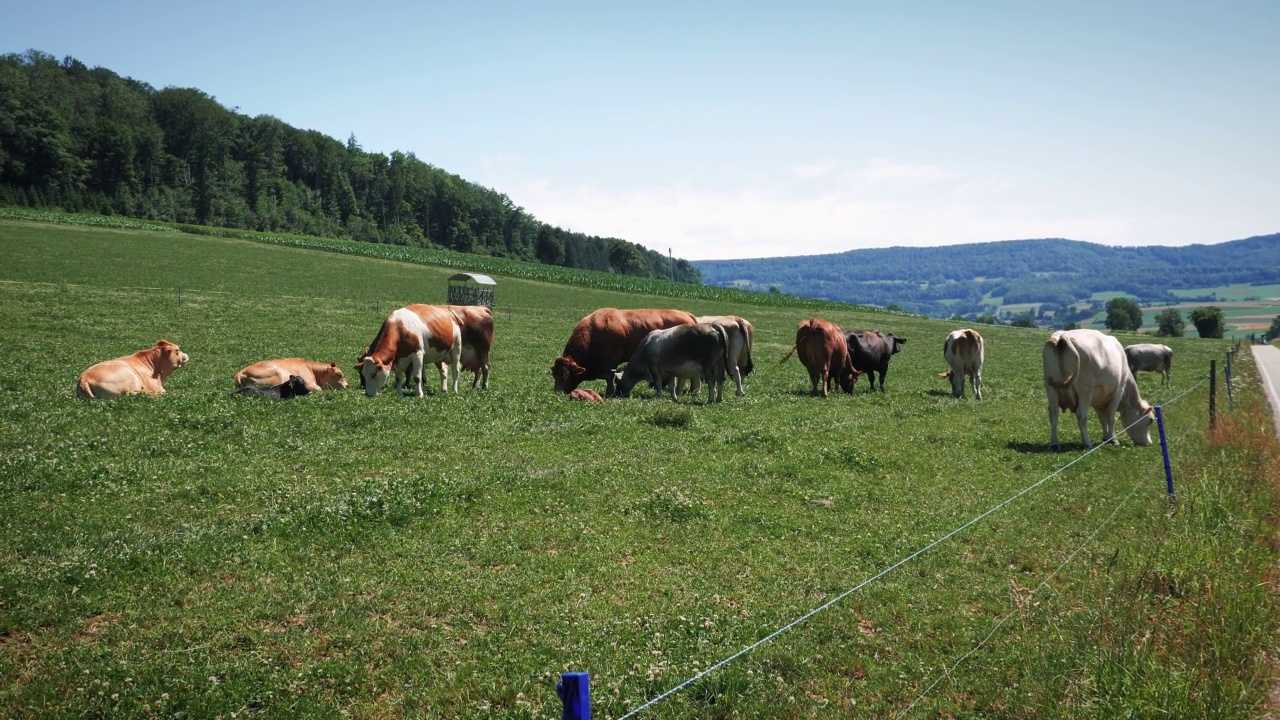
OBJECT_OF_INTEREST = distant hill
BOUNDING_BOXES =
[693,234,1280,320]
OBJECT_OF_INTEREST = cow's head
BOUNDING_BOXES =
[360,357,391,397]
[552,356,587,393]
[316,361,348,389]
[610,369,637,398]
[153,340,189,378]
[838,367,860,394]
[889,335,907,355]
[1123,400,1155,446]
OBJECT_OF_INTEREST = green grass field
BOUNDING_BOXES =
[1,219,1275,718]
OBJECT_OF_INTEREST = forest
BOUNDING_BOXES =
[695,235,1280,318]
[0,50,701,283]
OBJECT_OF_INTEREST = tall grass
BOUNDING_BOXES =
[0,218,1273,718]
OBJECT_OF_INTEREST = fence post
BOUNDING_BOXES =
[1225,350,1234,409]
[1209,359,1217,429]
[557,672,591,720]
[376,298,380,315]
[178,287,182,307]
[1155,406,1175,499]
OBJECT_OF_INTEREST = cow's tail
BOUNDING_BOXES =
[714,323,731,379]
[75,375,94,399]
[740,320,754,376]
[1044,335,1078,388]
[783,323,814,364]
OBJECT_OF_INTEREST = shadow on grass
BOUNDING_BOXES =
[1006,440,1076,454]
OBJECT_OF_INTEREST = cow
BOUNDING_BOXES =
[844,330,907,392]
[1124,343,1173,387]
[441,305,495,389]
[357,304,462,397]
[781,318,857,398]
[613,323,731,402]
[551,308,697,396]
[234,358,347,392]
[568,388,605,403]
[76,340,189,399]
[942,329,985,399]
[695,315,755,395]
[1043,328,1155,449]
[230,375,310,400]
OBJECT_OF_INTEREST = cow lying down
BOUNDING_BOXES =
[76,340,189,399]
[230,375,310,400]
[613,323,730,403]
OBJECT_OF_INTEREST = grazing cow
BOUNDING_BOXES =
[551,308,697,396]
[76,340,189,399]
[234,358,347,391]
[231,375,310,400]
[1043,329,1154,449]
[568,388,605,403]
[440,305,495,389]
[695,315,755,395]
[844,330,907,392]
[358,304,462,397]
[782,318,857,398]
[942,329,985,399]
[613,323,731,402]
[1124,343,1173,387]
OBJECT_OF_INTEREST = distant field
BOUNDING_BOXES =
[1171,283,1280,301]
[0,219,1272,719]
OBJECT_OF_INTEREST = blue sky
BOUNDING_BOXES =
[4,1,1277,259]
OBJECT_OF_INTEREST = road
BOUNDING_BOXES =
[1254,344,1280,435]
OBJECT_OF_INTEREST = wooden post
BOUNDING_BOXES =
[1209,359,1217,429]
[1225,350,1234,409]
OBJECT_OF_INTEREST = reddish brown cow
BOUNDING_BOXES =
[782,319,857,397]
[234,358,347,391]
[77,340,189,399]
[551,308,697,395]
[441,305,495,389]
[358,304,461,397]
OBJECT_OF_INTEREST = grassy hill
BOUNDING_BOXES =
[1,218,1275,718]
[694,235,1280,323]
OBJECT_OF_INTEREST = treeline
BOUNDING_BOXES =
[0,50,700,283]
[697,236,1280,317]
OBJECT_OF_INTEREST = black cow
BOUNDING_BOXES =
[230,374,311,400]
[844,330,907,392]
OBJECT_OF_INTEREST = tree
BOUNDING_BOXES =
[1188,306,1225,339]
[975,313,998,325]
[1155,308,1185,337]
[608,241,645,276]
[1264,315,1280,342]
[1104,297,1144,332]
[534,226,564,265]
[1010,314,1037,328]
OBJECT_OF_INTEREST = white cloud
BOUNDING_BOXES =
[485,157,1237,261]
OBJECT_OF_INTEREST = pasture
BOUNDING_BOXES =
[1,219,1276,718]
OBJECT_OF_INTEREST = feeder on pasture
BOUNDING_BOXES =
[446,272,496,307]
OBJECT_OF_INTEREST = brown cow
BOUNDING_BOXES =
[76,340,189,399]
[439,305,495,389]
[781,319,857,398]
[551,308,696,395]
[234,358,347,391]
[358,305,462,397]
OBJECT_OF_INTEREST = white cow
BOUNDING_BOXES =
[695,315,754,395]
[1043,329,1154,449]
[1124,343,1173,387]
[942,328,984,399]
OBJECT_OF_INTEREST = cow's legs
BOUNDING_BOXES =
[1046,385,1062,449]
[972,370,983,401]
[1075,387,1094,448]
[730,364,745,396]
[1101,389,1123,444]
[950,369,965,398]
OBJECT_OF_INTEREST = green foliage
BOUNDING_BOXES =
[1189,306,1226,339]
[1267,315,1280,342]
[1104,296,1144,331]
[0,51,700,285]
[1010,314,1037,328]
[1156,308,1186,337]
[0,220,1263,718]
[975,313,997,325]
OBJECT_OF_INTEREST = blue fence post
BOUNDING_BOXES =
[557,672,591,720]
[178,287,182,307]
[1155,405,1174,499]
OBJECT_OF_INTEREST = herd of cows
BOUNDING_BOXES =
[72,304,1177,450]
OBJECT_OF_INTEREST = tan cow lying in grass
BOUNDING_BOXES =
[76,340,189,399]
[234,358,347,391]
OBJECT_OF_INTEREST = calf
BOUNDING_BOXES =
[568,388,605,403]
[76,340,189,399]
[782,318,857,398]
[613,323,730,403]
[845,329,907,392]
[1044,329,1154,449]
[230,375,310,400]
[943,328,985,399]
[1124,343,1173,387]
[235,358,347,391]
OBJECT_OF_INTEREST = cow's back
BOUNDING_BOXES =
[567,308,695,371]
